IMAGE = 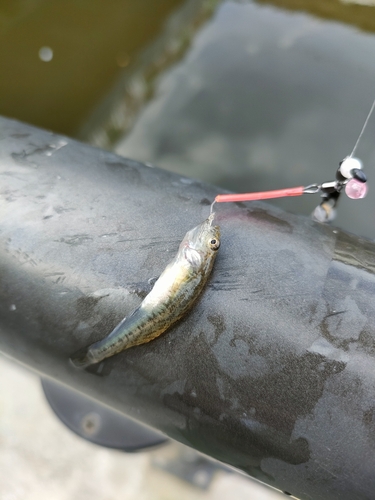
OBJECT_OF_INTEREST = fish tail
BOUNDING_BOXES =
[69,346,97,369]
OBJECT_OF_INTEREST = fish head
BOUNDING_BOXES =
[180,214,220,269]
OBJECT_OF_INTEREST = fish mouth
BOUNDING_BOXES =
[208,212,215,226]
[184,215,220,252]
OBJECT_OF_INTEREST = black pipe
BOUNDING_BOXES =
[1,117,375,500]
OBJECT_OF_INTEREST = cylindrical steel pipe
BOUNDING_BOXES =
[1,117,375,499]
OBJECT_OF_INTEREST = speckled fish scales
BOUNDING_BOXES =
[70,215,220,367]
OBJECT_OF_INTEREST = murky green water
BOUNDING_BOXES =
[0,0,186,135]
[1,0,375,239]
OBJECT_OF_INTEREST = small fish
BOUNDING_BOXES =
[70,214,220,368]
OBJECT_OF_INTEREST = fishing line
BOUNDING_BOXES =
[210,199,216,215]
[350,97,375,158]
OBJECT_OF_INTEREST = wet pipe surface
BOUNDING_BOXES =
[1,118,375,499]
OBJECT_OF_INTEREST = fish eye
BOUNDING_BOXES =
[209,238,220,250]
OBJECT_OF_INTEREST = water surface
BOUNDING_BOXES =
[113,0,375,239]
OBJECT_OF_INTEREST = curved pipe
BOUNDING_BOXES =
[1,117,375,499]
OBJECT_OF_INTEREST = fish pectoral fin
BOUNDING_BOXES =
[184,247,202,269]
[148,276,159,289]
[128,277,159,299]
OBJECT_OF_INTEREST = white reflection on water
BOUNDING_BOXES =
[38,46,53,62]
[340,0,375,5]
